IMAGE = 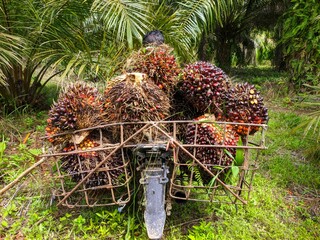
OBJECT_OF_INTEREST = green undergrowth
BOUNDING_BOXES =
[187,174,318,240]
[171,109,319,240]
[1,111,318,239]
[1,67,319,239]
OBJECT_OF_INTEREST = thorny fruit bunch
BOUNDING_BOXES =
[61,137,126,187]
[104,73,170,123]
[185,114,239,167]
[103,73,171,142]
[180,61,230,114]
[63,137,99,157]
[46,82,102,144]
[60,152,125,188]
[124,44,180,94]
[221,82,268,136]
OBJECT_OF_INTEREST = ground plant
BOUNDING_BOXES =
[281,0,320,87]
[0,66,319,239]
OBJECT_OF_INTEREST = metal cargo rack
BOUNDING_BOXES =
[42,120,267,239]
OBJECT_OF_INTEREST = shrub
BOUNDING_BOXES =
[281,0,320,88]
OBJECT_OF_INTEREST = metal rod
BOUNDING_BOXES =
[0,157,47,196]
[151,123,248,205]
[41,121,267,140]
[56,123,152,206]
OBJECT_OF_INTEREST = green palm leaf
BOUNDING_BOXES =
[92,0,151,48]
[293,84,320,142]
[0,33,22,67]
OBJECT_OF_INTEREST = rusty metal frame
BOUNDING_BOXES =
[43,120,267,207]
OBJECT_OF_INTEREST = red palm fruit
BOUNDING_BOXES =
[123,44,180,94]
[103,72,171,142]
[46,82,103,144]
[185,114,239,167]
[61,137,127,187]
[179,61,231,115]
[221,82,268,136]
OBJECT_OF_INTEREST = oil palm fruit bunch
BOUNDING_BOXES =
[185,114,239,167]
[180,61,230,114]
[168,89,199,140]
[123,44,180,94]
[103,72,170,141]
[61,137,126,187]
[222,82,268,136]
[46,82,103,144]
[62,137,99,157]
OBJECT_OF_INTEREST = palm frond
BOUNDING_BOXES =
[177,0,218,37]
[146,1,194,61]
[293,84,320,142]
[0,33,23,66]
[0,33,24,87]
[151,0,221,61]
[91,0,151,48]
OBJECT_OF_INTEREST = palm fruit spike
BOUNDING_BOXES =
[46,81,103,144]
[104,72,170,141]
[60,152,124,187]
[185,114,239,167]
[63,137,99,158]
[61,137,126,187]
[105,72,170,122]
[104,73,171,142]
[222,82,268,136]
[180,61,230,114]
[123,44,180,94]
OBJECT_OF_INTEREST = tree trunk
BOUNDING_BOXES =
[273,19,288,71]
[216,37,232,73]
[198,32,208,61]
[273,43,287,71]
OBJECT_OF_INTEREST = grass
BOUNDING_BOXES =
[0,66,319,239]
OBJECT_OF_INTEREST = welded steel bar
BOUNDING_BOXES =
[151,123,248,204]
[56,123,152,206]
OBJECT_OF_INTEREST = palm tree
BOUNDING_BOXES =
[196,0,288,72]
[0,32,23,86]
[0,0,128,111]
[294,84,320,158]
[1,0,283,111]
[92,0,221,62]
[0,0,89,110]
[0,0,225,113]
